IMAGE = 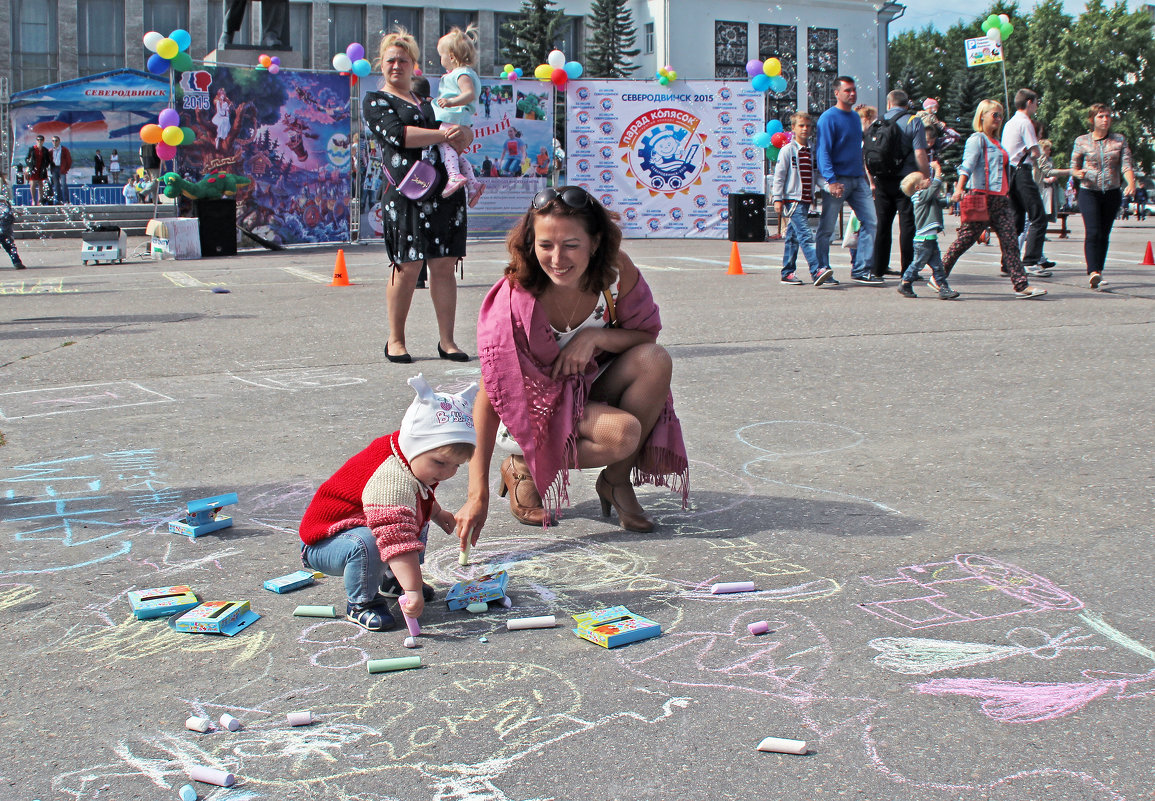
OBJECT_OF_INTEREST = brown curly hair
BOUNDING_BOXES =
[504,188,622,296]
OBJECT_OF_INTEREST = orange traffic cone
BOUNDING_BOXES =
[728,242,745,275]
[330,249,351,286]
[1143,241,1154,266]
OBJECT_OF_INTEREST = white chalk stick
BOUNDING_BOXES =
[711,581,756,594]
[506,615,556,630]
[219,713,241,732]
[459,542,470,566]
[286,711,314,727]
[188,765,236,786]
[747,620,770,635]
[184,716,212,733]
[756,736,808,755]
[404,636,418,649]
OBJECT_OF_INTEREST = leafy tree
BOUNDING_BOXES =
[501,0,565,68]
[585,0,640,78]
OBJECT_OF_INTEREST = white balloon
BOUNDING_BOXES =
[143,31,164,52]
[998,13,1010,24]
[547,50,565,69]
[332,53,353,72]
[986,27,1002,45]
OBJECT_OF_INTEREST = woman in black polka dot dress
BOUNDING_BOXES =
[364,27,474,363]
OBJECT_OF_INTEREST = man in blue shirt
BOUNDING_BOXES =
[814,76,880,284]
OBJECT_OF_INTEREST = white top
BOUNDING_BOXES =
[551,277,620,349]
[1000,110,1038,168]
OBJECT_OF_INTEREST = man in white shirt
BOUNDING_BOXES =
[1001,88,1052,275]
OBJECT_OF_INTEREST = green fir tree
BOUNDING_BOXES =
[501,0,566,68]
[585,0,640,77]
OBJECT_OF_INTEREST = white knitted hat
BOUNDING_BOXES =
[398,374,478,459]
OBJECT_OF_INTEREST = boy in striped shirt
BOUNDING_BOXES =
[772,113,834,286]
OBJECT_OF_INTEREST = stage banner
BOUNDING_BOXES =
[566,81,765,238]
[176,67,352,245]
[357,78,553,240]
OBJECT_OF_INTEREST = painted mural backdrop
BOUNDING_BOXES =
[567,81,766,238]
[357,78,553,239]
[176,67,352,245]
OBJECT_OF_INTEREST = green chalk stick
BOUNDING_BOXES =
[294,605,337,618]
[367,656,422,673]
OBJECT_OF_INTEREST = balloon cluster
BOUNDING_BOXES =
[139,108,194,162]
[333,43,372,79]
[752,119,792,160]
[655,65,678,85]
[143,29,193,74]
[533,50,583,88]
[981,13,1014,45]
[746,58,787,93]
[500,63,525,81]
[256,54,282,75]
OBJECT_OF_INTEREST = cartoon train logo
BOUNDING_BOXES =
[619,109,711,196]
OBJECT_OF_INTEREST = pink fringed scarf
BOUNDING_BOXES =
[477,273,689,521]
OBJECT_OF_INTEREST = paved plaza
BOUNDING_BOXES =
[1,213,1153,800]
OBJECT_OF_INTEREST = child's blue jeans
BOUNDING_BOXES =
[301,525,427,606]
[781,201,821,279]
[901,237,948,285]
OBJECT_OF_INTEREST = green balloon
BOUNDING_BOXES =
[766,145,781,160]
[171,51,194,72]
[180,126,195,145]
[984,14,999,29]
[1000,22,1013,39]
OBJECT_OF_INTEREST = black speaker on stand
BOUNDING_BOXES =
[727,192,767,242]
[195,198,237,257]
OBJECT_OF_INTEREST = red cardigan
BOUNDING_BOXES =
[299,431,436,562]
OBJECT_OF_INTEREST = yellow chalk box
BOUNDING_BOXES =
[572,606,661,648]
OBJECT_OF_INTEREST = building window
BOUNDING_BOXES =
[494,12,518,64]
[807,27,838,115]
[11,0,58,91]
[759,24,797,132]
[439,10,476,37]
[384,5,421,40]
[330,4,366,60]
[644,22,654,55]
[78,0,125,76]
[144,0,189,40]
[553,15,582,59]
[289,2,312,67]
[714,20,746,79]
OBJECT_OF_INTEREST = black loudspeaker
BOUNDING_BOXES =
[195,198,237,257]
[728,192,766,242]
[92,175,108,184]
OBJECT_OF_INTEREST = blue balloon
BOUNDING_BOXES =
[352,58,372,77]
[147,53,171,74]
[753,132,773,148]
[169,29,192,52]
[769,75,788,93]
[564,61,583,79]
[514,67,523,77]
[751,74,771,92]
[767,119,784,134]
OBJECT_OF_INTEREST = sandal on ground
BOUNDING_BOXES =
[346,599,396,631]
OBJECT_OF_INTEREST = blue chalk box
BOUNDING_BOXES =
[128,585,200,619]
[572,606,662,648]
[173,600,260,636]
[263,570,316,594]
[168,492,239,539]
[446,570,509,611]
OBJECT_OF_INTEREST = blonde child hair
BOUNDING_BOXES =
[438,25,479,68]
[376,27,419,69]
[900,171,925,197]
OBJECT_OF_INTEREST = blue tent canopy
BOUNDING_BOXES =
[10,69,170,111]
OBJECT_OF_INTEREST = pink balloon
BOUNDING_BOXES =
[158,108,180,128]
[156,142,178,160]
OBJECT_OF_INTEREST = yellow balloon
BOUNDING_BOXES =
[763,58,781,77]
[504,63,515,73]
[161,125,184,146]
[156,37,179,60]
[534,63,552,81]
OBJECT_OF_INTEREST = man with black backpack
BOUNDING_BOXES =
[865,90,930,280]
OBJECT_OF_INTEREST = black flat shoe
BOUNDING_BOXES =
[437,344,469,362]
[384,346,413,363]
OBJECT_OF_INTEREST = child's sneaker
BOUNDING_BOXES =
[781,272,804,285]
[814,267,833,286]
[346,599,396,632]
[937,283,960,300]
[926,274,941,292]
[441,175,467,198]
[897,282,917,298]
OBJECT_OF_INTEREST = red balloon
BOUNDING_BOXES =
[770,132,788,148]
[550,67,568,88]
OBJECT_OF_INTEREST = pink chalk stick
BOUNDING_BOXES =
[747,620,770,635]
[286,711,314,726]
[399,597,421,637]
[711,581,756,594]
[188,765,235,786]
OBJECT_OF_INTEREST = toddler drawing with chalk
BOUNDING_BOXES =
[433,26,485,206]
[298,375,477,631]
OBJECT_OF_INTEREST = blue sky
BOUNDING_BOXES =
[888,0,1098,35]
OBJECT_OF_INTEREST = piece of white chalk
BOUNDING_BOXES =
[177,783,198,801]
[506,615,556,630]
[747,620,770,635]
[404,636,418,649]
[286,711,314,727]
[188,765,236,786]
[185,716,212,733]
[459,542,471,566]
[711,581,756,594]
[219,713,241,732]
[756,736,808,755]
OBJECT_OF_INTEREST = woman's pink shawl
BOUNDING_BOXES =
[477,273,689,520]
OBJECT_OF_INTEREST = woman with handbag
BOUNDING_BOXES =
[364,28,474,363]
[1069,104,1137,290]
[942,99,1047,299]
